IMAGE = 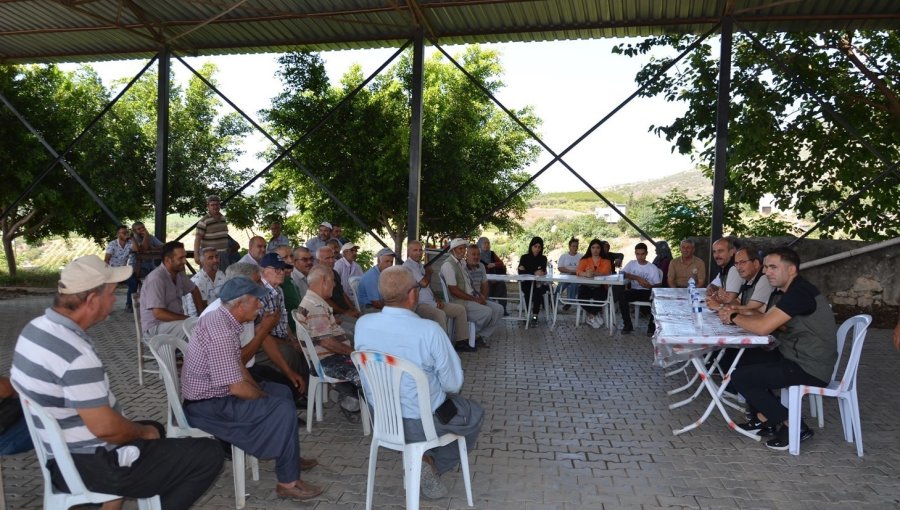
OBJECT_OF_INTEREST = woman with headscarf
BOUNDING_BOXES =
[576,238,613,329]
[652,240,672,288]
[477,237,508,309]
[517,236,549,323]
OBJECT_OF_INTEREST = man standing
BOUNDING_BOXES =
[267,221,290,253]
[239,236,267,266]
[316,246,360,334]
[182,277,322,501]
[707,237,742,305]
[667,238,707,288]
[617,243,663,335]
[13,255,223,509]
[356,266,484,500]
[403,240,470,349]
[334,242,364,301]
[194,194,231,270]
[291,247,313,300]
[183,247,226,317]
[357,248,394,312]
[331,224,349,245]
[296,266,362,422]
[440,239,504,345]
[728,247,838,451]
[104,225,138,312]
[140,241,203,338]
[306,221,333,263]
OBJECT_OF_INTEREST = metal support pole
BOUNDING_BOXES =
[710,17,733,261]
[155,47,171,242]
[407,30,425,242]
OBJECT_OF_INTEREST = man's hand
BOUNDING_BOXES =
[475,295,487,305]
[260,310,279,329]
[436,299,445,310]
[346,309,361,318]
[140,423,161,440]
[286,370,307,394]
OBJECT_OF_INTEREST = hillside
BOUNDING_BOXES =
[529,168,710,213]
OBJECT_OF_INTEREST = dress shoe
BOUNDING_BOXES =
[276,480,323,500]
[299,457,318,471]
[454,341,476,352]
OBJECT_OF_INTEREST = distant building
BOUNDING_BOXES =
[594,204,627,223]
[758,194,783,215]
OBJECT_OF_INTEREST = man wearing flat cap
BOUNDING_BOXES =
[194,194,231,270]
[305,221,333,264]
[441,238,504,347]
[357,247,395,312]
[182,276,323,501]
[12,255,224,509]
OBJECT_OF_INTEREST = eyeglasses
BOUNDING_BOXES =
[297,257,312,262]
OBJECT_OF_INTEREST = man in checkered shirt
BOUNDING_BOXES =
[181,276,323,501]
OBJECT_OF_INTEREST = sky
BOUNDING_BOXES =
[77,38,698,194]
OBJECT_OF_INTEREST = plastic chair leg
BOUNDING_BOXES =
[365,441,379,510]
[457,437,474,507]
[306,377,319,433]
[405,448,423,510]
[788,386,802,456]
[232,446,246,509]
[849,391,863,457]
[468,322,476,348]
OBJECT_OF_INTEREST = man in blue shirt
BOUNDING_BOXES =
[357,247,395,312]
[356,266,484,499]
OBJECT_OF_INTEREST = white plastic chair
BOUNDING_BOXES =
[553,284,614,332]
[11,381,161,510]
[438,276,478,347]
[146,334,259,508]
[630,300,652,327]
[132,293,158,385]
[348,276,363,312]
[181,316,200,340]
[292,316,371,435]
[351,350,473,510]
[785,314,872,456]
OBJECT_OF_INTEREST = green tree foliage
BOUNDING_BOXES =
[261,47,540,253]
[0,63,251,275]
[614,30,900,240]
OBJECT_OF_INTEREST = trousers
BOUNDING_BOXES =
[730,349,827,424]
[415,302,469,342]
[402,394,484,475]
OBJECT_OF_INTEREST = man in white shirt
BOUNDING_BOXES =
[440,239,504,346]
[618,243,663,334]
[403,240,469,348]
[184,247,226,317]
[556,237,581,309]
[334,242,364,301]
[355,266,484,500]
[291,247,313,300]
[238,236,267,266]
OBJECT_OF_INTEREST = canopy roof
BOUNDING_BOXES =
[2,0,899,64]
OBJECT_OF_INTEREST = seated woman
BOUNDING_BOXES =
[576,239,613,329]
[653,240,672,288]
[477,237,508,310]
[517,236,549,323]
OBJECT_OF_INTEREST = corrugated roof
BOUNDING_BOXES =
[1,0,898,64]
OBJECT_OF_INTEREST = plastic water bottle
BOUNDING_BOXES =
[687,277,703,329]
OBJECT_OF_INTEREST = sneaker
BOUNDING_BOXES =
[420,465,448,499]
[766,422,813,451]
[737,417,778,437]
[587,315,602,329]
[621,325,634,334]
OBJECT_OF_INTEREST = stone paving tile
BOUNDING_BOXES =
[1,292,899,509]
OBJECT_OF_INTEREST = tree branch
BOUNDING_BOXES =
[838,31,900,121]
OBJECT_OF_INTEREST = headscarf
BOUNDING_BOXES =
[653,241,672,265]
[477,237,493,266]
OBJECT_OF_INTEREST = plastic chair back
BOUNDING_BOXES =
[349,276,362,311]
[296,324,334,382]
[182,316,200,340]
[12,381,161,509]
[834,314,871,392]
[146,334,192,435]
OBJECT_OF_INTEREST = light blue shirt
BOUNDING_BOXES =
[355,307,463,419]
[357,266,382,308]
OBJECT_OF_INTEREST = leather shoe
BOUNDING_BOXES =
[737,417,778,437]
[276,480,323,500]
[454,341,476,352]
[299,457,318,471]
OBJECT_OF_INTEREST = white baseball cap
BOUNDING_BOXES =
[58,255,132,294]
[449,238,468,250]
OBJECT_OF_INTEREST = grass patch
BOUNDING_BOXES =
[0,267,60,288]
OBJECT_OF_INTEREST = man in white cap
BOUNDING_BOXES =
[194,194,231,270]
[440,238,504,348]
[305,221,333,264]
[357,247,395,312]
[334,242,363,300]
[12,255,224,509]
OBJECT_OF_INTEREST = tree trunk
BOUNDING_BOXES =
[2,233,16,277]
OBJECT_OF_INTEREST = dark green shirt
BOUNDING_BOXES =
[281,278,301,333]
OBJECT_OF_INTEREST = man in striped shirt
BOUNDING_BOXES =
[11,255,223,510]
[194,194,231,270]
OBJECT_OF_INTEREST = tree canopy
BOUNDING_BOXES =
[614,30,900,241]
[0,62,251,275]
[260,47,541,253]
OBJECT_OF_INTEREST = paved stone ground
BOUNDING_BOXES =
[1,291,899,509]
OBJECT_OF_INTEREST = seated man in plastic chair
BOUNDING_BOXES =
[615,242,663,335]
[182,277,323,501]
[140,241,205,340]
[356,266,485,500]
[11,255,224,510]
[441,238,504,350]
[295,266,363,423]
[724,246,837,451]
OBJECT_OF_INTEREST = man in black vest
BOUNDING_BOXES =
[727,247,838,451]
[713,245,773,316]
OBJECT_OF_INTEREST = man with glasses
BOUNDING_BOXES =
[712,245,774,315]
[291,247,313,300]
